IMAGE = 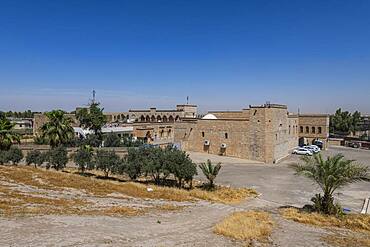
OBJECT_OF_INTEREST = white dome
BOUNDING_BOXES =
[202,113,218,120]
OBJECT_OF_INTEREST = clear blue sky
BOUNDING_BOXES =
[1,0,369,114]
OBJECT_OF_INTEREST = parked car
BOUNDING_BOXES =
[292,147,313,156]
[304,145,320,154]
[313,140,324,149]
[348,142,360,148]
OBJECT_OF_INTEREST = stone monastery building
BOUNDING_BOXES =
[33,102,329,164]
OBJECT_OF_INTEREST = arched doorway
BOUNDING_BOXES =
[169,116,174,122]
[162,115,168,122]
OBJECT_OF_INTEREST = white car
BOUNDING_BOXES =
[304,145,320,154]
[292,147,313,156]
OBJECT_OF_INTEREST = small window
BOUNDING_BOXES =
[275,134,278,140]
[253,110,257,116]
[201,131,205,137]
[306,126,309,133]
[225,133,228,139]
[289,125,291,134]
[312,127,315,133]
[318,127,322,134]
[300,126,303,133]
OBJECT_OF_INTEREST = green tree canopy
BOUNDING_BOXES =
[330,108,361,134]
[0,117,20,150]
[40,110,74,148]
[199,159,222,189]
[95,149,121,177]
[291,153,369,215]
[74,145,94,173]
[45,146,69,171]
[76,103,107,136]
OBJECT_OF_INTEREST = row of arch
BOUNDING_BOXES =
[300,126,323,134]
[138,115,180,123]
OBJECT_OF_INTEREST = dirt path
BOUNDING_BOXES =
[0,197,333,247]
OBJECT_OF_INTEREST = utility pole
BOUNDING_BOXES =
[92,90,96,104]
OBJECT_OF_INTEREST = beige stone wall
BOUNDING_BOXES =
[175,104,301,163]
[288,115,299,150]
[175,119,250,159]
[298,114,330,148]
[132,123,174,142]
[208,111,249,119]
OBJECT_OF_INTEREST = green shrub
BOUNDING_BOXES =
[34,135,48,145]
[81,134,101,147]
[124,148,144,180]
[104,132,122,147]
[199,159,222,189]
[95,149,121,177]
[0,150,9,165]
[6,146,23,165]
[26,150,45,168]
[74,145,94,173]
[46,146,68,171]
[142,147,170,185]
[166,147,197,188]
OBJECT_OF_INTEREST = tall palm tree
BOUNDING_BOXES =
[292,153,369,214]
[40,110,74,148]
[199,159,222,188]
[0,117,20,150]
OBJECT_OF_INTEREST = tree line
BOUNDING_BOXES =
[0,110,37,119]
[330,108,361,135]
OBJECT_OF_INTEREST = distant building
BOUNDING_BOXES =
[8,117,34,135]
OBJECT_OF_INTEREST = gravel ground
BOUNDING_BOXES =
[0,146,369,247]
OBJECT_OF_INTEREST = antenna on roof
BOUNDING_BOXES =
[92,90,96,104]
[298,107,300,115]
[186,96,189,105]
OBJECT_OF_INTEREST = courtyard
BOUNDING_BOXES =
[0,146,369,246]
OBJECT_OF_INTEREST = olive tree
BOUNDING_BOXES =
[74,145,94,173]
[6,146,23,165]
[46,146,69,171]
[26,150,45,168]
[142,147,170,185]
[124,148,144,180]
[95,149,121,177]
[166,147,197,188]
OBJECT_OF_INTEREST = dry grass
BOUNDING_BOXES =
[0,165,257,218]
[214,210,273,243]
[0,184,89,216]
[0,166,193,201]
[0,166,257,204]
[322,234,370,247]
[190,186,257,204]
[280,208,370,234]
[0,183,145,217]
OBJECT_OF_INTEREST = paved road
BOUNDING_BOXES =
[190,146,370,212]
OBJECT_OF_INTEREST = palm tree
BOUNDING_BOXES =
[292,153,369,215]
[0,117,20,150]
[40,110,74,148]
[199,159,222,188]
